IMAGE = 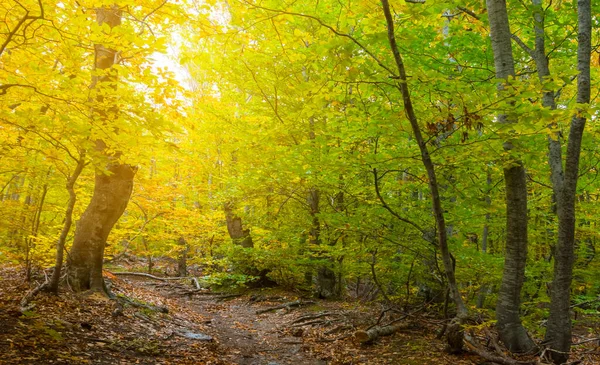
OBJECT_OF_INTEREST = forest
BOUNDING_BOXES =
[1,0,599,364]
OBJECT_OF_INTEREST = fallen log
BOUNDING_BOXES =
[354,322,412,344]
[112,272,186,281]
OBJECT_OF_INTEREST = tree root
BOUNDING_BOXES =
[111,272,186,281]
[256,300,315,314]
[289,312,337,325]
[117,295,169,314]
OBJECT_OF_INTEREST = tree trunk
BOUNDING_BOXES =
[477,170,492,308]
[309,188,337,298]
[68,162,135,292]
[544,1,591,363]
[380,0,467,352]
[485,0,535,353]
[48,155,86,293]
[224,202,253,248]
[68,6,135,293]
[177,236,189,277]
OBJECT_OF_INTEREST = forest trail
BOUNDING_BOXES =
[131,276,479,365]
[147,279,328,365]
[0,266,485,365]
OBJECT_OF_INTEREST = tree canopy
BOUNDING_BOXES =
[1,0,599,363]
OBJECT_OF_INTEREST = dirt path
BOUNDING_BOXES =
[137,278,480,365]
[3,268,600,365]
[154,284,328,365]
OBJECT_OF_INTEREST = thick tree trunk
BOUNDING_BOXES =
[68,162,135,292]
[68,6,135,293]
[224,202,253,248]
[544,1,591,363]
[485,0,535,353]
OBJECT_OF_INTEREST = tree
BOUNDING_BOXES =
[544,0,592,362]
[485,0,536,353]
[379,0,468,351]
[67,5,136,293]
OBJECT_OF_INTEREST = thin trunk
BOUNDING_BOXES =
[22,178,34,281]
[380,1,467,321]
[486,0,535,353]
[177,236,188,277]
[530,0,563,201]
[545,1,591,363]
[25,179,49,282]
[477,170,492,309]
[48,156,86,293]
[68,6,136,293]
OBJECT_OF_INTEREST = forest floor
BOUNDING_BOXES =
[1,265,599,365]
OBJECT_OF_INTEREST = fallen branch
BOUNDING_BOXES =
[20,281,49,312]
[354,322,412,344]
[112,272,186,281]
[256,300,315,314]
[572,337,600,346]
[299,319,342,328]
[290,312,335,325]
[463,332,538,365]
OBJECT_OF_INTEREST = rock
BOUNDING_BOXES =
[178,331,213,341]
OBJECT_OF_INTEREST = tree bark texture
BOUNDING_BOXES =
[224,202,254,248]
[68,6,136,293]
[68,163,135,292]
[486,0,535,353]
[544,1,591,362]
[354,322,412,344]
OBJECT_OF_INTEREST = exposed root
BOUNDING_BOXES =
[256,299,316,314]
[111,272,186,281]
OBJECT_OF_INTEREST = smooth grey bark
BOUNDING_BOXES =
[486,0,535,353]
[544,0,591,363]
[380,1,467,351]
[68,6,136,293]
[532,0,563,201]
